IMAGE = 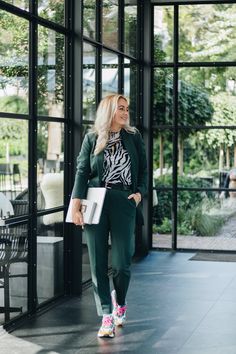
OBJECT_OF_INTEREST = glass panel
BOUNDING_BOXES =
[153,190,172,249]
[0,11,29,114]
[177,128,236,183]
[102,51,118,97]
[2,0,28,10]
[38,0,64,24]
[177,190,236,251]
[83,0,96,40]
[0,118,28,210]
[153,130,173,186]
[179,4,236,63]
[124,1,137,57]
[83,43,96,121]
[102,0,119,50]
[154,6,174,63]
[38,26,64,118]
[37,216,64,304]
[179,67,236,127]
[153,68,173,125]
[37,121,64,211]
[0,223,28,324]
[124,59,137,125]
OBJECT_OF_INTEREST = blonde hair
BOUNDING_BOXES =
[92,94,136,155]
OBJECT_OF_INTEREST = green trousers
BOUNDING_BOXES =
[84,189,136,316]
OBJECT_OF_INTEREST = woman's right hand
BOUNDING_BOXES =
[72,198,85,227]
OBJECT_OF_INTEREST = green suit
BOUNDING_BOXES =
[72,129,147,315]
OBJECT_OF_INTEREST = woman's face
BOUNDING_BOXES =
[111,98,129,131]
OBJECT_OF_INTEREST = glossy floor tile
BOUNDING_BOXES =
[2,251,236,354]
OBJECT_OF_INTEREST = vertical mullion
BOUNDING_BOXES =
[96,0,102,105]
[28,0,38,314]
[172,4,179,250]
[64,0,73,295]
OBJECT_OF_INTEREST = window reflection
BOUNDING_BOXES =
[0,10,29,114]
[153,68,173,125]
[102,0,119,49]
[124,1,137,57]
[0,223,28,324]
[83,0,96,40]
[83,43,96,121]
[153,130,173,186]
[37,121,64,211]
[124,59,137,125]
[153,190,172,249]
[153,6,173,63]
[38,26,65,118]
[102,51,118,97]
[0,118,28,213]
[37,216,64,304]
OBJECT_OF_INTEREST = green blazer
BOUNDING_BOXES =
[72,129,148,201]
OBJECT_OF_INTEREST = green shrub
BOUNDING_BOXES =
[188,205,224,236]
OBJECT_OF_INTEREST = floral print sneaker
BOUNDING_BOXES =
[97,314,115,338]
[111,290,127,327]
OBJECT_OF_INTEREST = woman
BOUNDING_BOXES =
[71,94,147,338]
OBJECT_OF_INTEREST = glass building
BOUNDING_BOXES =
[0,0,236,328]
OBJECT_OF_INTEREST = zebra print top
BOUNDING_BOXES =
[102,131,132,185]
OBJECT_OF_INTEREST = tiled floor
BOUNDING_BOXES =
[2,251,236,354]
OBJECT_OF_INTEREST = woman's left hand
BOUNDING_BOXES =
[128,192,142,206]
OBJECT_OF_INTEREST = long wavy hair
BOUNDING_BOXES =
[92,94,136,155]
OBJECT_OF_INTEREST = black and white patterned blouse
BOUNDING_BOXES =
[102,131,132,185]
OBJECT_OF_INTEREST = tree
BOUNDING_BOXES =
[199,93,236,170]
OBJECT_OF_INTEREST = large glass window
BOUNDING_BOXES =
[0,0,67,325]
[153,3,236,251]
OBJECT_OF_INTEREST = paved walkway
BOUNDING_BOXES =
[153,213,236,251]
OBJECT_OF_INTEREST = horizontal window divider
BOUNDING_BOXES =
[0,112,29,120]
[37,116,67,123]
[152,0,236,6]
[178,125,236,130]
[152,125,236,130]
[176,187,236,192]
[153,61,236,68]
[37,206,65,217]
[154,187,236,192]
[2,215,30,227]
